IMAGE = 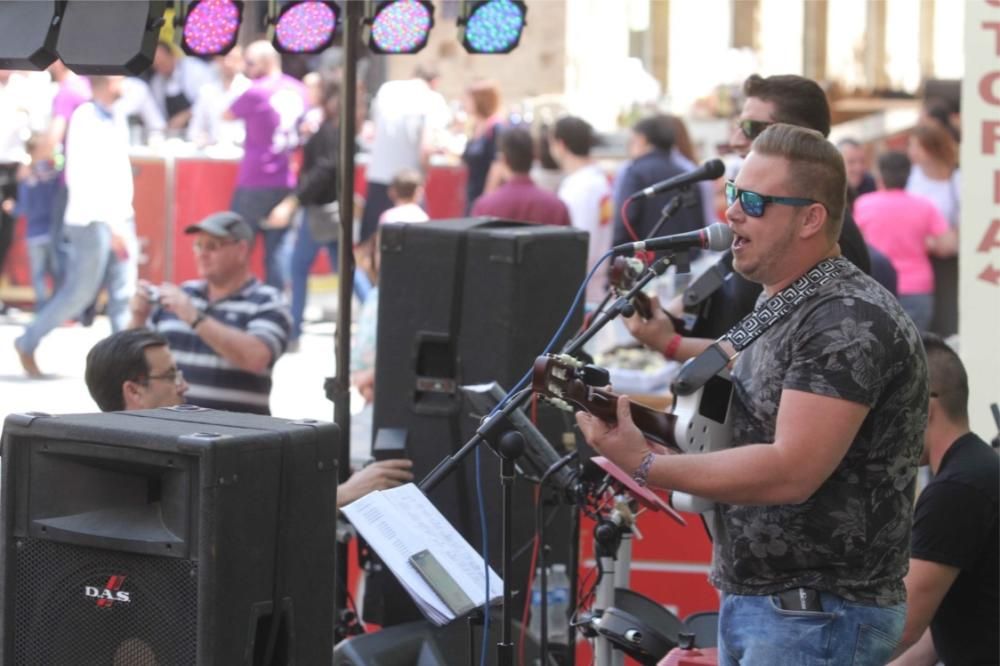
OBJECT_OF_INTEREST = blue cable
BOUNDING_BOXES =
[475,445,490,666]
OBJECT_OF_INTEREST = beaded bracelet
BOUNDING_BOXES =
[631,451,656,488]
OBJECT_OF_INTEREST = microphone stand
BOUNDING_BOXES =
[644,191,685,240]
[419,253,677,666]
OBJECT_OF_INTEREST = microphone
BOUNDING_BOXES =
[637,158,726,199]
[612,222,733,255]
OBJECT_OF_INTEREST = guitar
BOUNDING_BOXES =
[532,354,680,451]
[532,354,734,524]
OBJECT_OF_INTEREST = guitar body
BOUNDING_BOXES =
[532,354,735,539]
[669,370,734,540]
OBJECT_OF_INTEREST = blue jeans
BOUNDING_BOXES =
[230,186,292,290]
[16,221,137,354]
[26,236,62,310]
[717,592,905,666]
[289,213,372,340]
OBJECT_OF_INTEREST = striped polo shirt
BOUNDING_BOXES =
[150,278,291,415]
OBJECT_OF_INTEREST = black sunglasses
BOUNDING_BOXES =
[725,181,820,218]
[736,119,774,141]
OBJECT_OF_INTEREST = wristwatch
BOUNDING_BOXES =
[190,310,207,330]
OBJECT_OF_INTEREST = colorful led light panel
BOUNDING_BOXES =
[275,1,337,53]
[184,0,241,55]
[370,0,432,54]
[465,0,525,53]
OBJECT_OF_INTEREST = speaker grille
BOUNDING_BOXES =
[11,538,199,666]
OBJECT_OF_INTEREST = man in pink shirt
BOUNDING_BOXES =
[853,151,957,331]
[224,40,307,290]
[471,126,570,227]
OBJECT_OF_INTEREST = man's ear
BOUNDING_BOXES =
[122,379,143,410]
[799,203,828,240]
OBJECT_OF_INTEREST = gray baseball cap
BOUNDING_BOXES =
[184,211,254,242]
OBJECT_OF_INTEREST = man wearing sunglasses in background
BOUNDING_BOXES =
[127,211,292,416]
[624,74,872,358]
[580,124,926,665]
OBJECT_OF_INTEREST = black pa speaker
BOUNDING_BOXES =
[56,1,167,75]
[0,407,339,666]
[0,2,62,70]
[367,218,588,626]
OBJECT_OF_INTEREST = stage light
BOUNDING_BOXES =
[458,0,527,54]
[181,0,243,56]
[365,0,434,55]
[273,1,339,54]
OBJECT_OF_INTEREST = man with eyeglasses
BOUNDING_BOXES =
[84,328,414,508]
[128,211,291,415]
[624,75,872,357]
[85,328,188,411]
[579,124,926,665]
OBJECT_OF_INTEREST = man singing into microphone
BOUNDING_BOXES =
[579,124,926,665]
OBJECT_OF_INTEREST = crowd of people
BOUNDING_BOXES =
[0,40,994,666]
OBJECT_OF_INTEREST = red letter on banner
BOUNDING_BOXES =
[978,219,1000,252]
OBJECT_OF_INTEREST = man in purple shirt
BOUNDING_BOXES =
[471,126,571,227]
[224,40,306,289]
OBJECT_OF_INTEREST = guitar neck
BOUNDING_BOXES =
[589,388,679,451]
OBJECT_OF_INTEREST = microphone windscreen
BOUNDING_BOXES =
[703,158,726,180]
[705,223,734,251]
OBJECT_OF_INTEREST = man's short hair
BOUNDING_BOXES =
[631,114,675,153]
[752,123,846,241]
[85,329,170,412]
[744,74,832,138]
[553,116,595,158]
[499,126,534,174]
[389,168,423,201]
[922,333,969,423]
[877,151,911,190]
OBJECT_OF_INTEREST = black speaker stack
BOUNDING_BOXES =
[368,217,589,627]
[0,406,339,666]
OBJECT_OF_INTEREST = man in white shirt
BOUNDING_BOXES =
[187,45,250,148]
[359,65,450,243]
[14,76,137,377]
[550,116,613,303]
[149,41,216,133]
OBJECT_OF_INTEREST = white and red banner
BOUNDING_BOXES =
[961,0,1000,438]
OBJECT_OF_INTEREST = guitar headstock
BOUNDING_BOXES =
[532,354,587,413]
[609,256,654,319]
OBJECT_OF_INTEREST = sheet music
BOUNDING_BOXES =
[381,484,503,604]
[342,483,503,625]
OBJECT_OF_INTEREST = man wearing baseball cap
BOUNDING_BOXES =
[127,211,291,415]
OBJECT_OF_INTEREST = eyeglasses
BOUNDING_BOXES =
[725,181,820,218]
[735,119,774,141]
[145,368,185,387]
[193,239,237,253]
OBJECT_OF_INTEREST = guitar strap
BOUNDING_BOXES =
[672,256,848,395]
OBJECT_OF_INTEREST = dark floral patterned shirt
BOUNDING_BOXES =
[710,259,927,605]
